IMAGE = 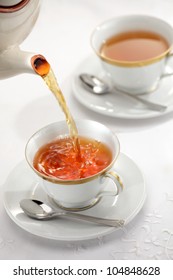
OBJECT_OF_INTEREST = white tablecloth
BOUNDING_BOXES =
[0,0,173,260]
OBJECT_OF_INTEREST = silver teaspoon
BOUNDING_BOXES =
[20,199,124,227]
[79,73,167,112]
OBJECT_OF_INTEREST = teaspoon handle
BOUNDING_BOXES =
[54,212,124,227]
[113,87,167,112]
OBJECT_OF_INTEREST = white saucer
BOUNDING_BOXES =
[3,153,146,241]
[72,54,173,119]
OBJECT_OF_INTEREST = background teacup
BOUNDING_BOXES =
[25,120,123,211]
[91,15,173,95]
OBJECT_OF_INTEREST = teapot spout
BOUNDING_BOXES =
[31,54,50,77]
[0,47,50,79]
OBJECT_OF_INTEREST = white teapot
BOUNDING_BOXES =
[0,0,48,78]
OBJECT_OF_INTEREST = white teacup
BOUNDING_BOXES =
[91,15,173,95]
[25,120,123,211]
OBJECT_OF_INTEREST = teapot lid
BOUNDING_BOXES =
[0,0,30,12]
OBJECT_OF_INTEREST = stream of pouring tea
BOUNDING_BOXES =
[32,56,80,156]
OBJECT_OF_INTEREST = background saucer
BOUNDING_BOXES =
[3,153,146,241]
[72,55,173,119]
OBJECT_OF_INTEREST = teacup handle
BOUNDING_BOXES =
[104,170,123,195]
[162,52,173,78]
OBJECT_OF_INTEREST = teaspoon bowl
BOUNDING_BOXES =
[79,73,167,112]
[20,199,124,227]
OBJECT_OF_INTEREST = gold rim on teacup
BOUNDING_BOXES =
[95,48,173,68]
[90,15,173,68]
[25,121,120,185]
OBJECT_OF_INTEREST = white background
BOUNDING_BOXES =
[0,0,173,260]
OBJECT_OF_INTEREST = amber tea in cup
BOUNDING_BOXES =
[100,30,169,62]
[33,136,112,180]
